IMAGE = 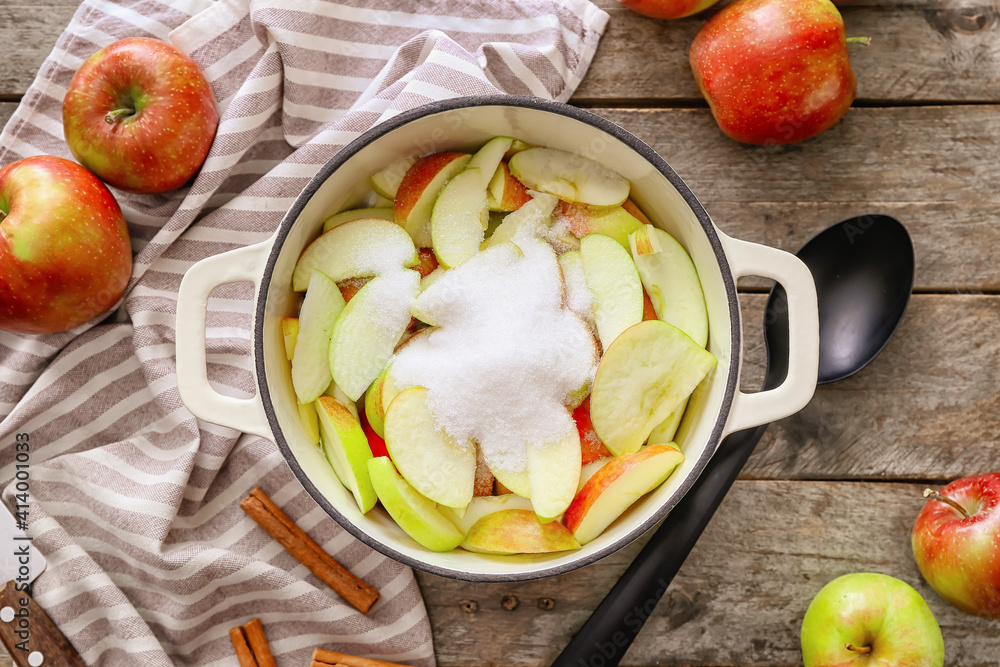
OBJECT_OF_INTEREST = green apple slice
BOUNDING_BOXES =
[298,400,320,446]
[462,509,581,554]
[527,426,582,522]
[431,167,488,268]
[591,320,717,455]
[291,270,345,404]
[369,156,416,199]
[367,456,465,552]
[557,250,595,332]
[329,270,420,401]
[509,147,629,206]
[384,387,476,509]
[485,192,558,248]
[322,207,394,232]
[580,233,643,350]
[444,494,535,534]
[467,136,513,190]
[292,218,418,291]
[564,444,684,544]
[364,366,389,438]
[398,153,472,248]
[557,203,643,250]
[482,448,531,499]
[316,395,376,513]
[629,225,709,348]
[281,317,298,360]
[504,139,532,160]
[647,398,687,446]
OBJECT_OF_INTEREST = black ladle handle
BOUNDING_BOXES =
[550,423,768,667]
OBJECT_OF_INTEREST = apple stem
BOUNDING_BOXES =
[846,36,871,46]
[923,488,971,518]
[104,107,135,125]
[845,643,872,654]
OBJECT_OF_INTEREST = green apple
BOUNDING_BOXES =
[527,425,583,522]
[629,225,709,348]
[297,400,320,446]
[590,320,717,455]
[509,147,629,206]
[292,218,418,291]
[383,386,476,509]
[329,270,420,401]
[485,191,558,248]
[316,395,376,513]
[431,167,488,268]
[646,398,687,446]
[564,444,684,544]
[801,573,944,666]
[363,366,390,438]
[580,233,643,350]
[467,136,513,189]
[367,456,465,552]
[322,207,394,232]
[462,509,581,554]
[369,156,416,199]
[291,270,345,404]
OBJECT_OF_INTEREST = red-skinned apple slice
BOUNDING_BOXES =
[316,395,377,513]
[622,199,652,225]
[431,167,488,268]
[564,444,684,544]
[291,270,346,404]
[554,201,644,250]
[383,386,477,509]
[580,233,643,350]
[462,509,581,554]
[445,494,535,534]
[509,147,630,206]
[394,152,471,247]
[292,218,418,291]
[322,207,394,232]
[487,161,533,212]
[369,156,416,199]
[281,317,298,360]
[367,456,465,552]
[591,320,717,455]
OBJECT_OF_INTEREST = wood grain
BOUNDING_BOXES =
[577,0,1000,103]
[418,480,1000,667]
[0,6,72,97]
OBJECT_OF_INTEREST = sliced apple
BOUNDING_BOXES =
[367,456,465,552]
[329,270,420,401]
[622,199,652,225]
[322,207,395,232]
[474,447,495,498]
[557,250,595,332]
[591,320,717,455]
[292,218,418,291]
[629,225,709,348]
[297,400,320,446]
[316,395,376,513]
[573,395,612,465]
[383,387,477,509]
[394,152,471,248]
[291,270,345,404]
[504,139,532,160]
[647,398,686,445]
[420,266,445,292]
[369,156,416,199]
[467,136,513,189]
[527,424,582,522]
[487,161,533,212]
[485,192,558,248]
[413,247,439,279]
[554,201,643,250]
[578,456,612,490]
[363,366,389,438]
[565,444,684,544]
[431,167,488,268]
[462,509,581,554]
[326,382,359,421]
[445,494,535,534]
[482,448,531,499]
[281,317,298,360]
[509,147,630,206]
[580,233,643,350]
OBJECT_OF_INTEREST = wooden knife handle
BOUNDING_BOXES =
[0,580,86,666]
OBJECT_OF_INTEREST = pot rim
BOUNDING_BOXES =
[253,94,741,582]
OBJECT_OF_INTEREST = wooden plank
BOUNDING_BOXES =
[577,0,1000,103]
[738,294,1000,481]
[594,106,1000,291]
[0,102,15,133]
[0,6,74,98]
[419,480,1000,666]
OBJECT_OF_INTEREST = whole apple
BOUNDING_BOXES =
[912,473,1000,618]
[63,37,218,194]
[690,0,863,145]
[617,0,720,20]
[801,573,944,666]
[0,155,132,334]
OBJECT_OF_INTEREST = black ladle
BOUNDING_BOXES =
[553,214,915,667]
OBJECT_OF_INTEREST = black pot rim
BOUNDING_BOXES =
[254,94,741,583]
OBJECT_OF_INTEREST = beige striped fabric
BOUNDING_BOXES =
[0,0,608,664]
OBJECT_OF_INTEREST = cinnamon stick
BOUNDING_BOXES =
[229,626,259,667]
[243,618,277,667]
[241,488,380,613]
[312,648,415,667]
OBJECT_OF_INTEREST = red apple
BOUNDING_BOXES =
[0,155,131,334]
[573,396,612,465]
[690,0,864,145]
[912,473,1000,618]
[63,37,219,194]
[617,0,721,20]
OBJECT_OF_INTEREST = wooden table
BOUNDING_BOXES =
[3,0,999,665]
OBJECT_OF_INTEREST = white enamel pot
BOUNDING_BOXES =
[175,96,819,582]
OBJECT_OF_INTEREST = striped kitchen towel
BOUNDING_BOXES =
[0,1,608,665]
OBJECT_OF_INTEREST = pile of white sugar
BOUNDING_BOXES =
[390,231,598,476]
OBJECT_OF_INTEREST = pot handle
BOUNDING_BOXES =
[175,240,273,440]
[720,234,819,435]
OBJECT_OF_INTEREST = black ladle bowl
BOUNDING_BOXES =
[552,214,915,667]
